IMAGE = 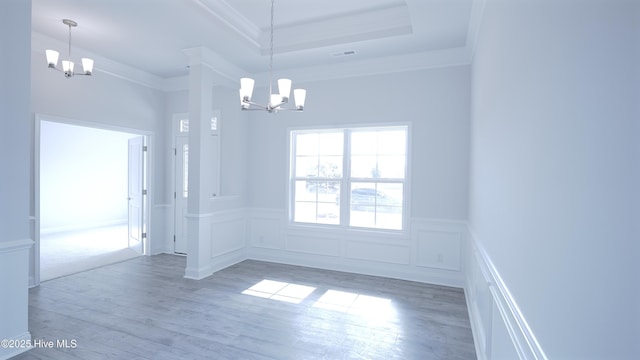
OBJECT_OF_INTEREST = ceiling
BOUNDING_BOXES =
[31,0,480,86]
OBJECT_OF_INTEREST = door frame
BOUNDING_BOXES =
[33,113,152,287]
[172,113,188,255]
[171,111,221,255]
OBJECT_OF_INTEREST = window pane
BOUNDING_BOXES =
[294,202,317,223]
[349,182,403,230]
[351,131,377,155]
[318,132,343,155]
[377,130,406,155]
[377,156,406,179]
[351,155,378,178]
[317,181,340,197]
[211,116,218,132]
[182,144,189,198]
[179,119,189,133]
[351,183,376,208]
[319,156,342,178]
[377,183,403,213]
[296,133,318,156]
[296,156,318,177]
[294,181,340,224]
[317,203,339,225]
[295,181,316,202]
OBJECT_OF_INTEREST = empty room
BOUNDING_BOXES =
[1,0,638,359]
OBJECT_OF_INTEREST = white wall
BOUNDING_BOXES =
[39,121,137,233]
[467,0,640,358]
[248,67,470,218]
[246,66,471,286]
[0,1,33,358]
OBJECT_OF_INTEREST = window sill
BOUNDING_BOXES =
[287,222,409,241]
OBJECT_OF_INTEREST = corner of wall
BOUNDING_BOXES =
[463,224,548,360]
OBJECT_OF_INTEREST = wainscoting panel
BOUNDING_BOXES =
[246,208,466,287]
[285,233,342,257]
[345,239,410,265]
[412,218,465,272]
[465,229,548,360]
[208,209,246,274]
[210,209,246,257]
[416,230,462,271]
[248,209,284,250]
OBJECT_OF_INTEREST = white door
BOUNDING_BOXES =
[128,136,145,254]
[174,136,188,254]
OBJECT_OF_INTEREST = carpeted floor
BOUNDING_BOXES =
[40,224,141,281]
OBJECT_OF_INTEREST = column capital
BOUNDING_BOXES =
[182,46,245,87]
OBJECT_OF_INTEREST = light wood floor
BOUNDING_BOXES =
[14,255,476,360]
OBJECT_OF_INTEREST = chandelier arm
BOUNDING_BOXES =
[270,97,288,108]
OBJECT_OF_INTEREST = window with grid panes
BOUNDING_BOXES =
[290,126,408,230]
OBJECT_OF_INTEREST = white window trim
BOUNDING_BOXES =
[287,123,411,234]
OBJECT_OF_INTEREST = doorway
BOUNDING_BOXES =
[36,117,149,283]
[172,111,220,255]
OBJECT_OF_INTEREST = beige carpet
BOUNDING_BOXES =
[40,224,140,281]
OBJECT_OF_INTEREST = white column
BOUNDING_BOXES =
[0,0,33,358]
[183,49,215,279]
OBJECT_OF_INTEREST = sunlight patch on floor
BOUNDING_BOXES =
[242,279,317,304]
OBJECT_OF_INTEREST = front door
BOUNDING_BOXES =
[128,136,145,254]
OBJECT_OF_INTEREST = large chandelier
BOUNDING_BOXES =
[239,0,306,112]
[46,19,94,78]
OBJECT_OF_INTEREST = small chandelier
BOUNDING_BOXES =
[239,0,306,112]
[46,19,94,78]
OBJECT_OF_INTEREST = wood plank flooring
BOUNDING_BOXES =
[13,255,476,360]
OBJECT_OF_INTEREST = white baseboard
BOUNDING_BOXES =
[184,264,214,280]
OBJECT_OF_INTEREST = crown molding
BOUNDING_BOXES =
[182,46,246,88]
[190,0,261,48]
[260,4,413,55]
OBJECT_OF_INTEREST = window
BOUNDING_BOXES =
[178,116,218,135]
[292,131,343,225]
[290,126,408,230]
